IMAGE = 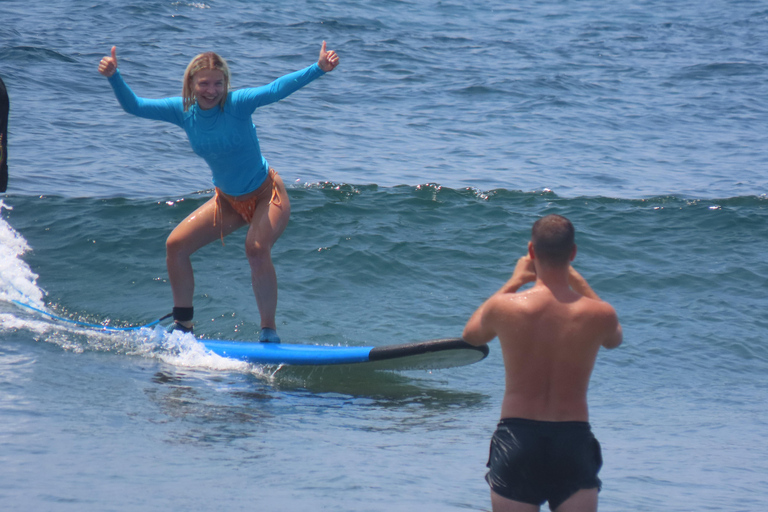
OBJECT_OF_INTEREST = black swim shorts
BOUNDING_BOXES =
[486,417,603,510]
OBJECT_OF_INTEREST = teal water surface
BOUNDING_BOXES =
[2,188,767,510]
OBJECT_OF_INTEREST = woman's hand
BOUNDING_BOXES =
[317,41,339,72]
[98,46,118,78]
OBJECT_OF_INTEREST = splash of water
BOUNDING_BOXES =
[0,200,44,307]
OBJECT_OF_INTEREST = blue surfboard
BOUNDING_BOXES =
[9,300,488,370]
[200,338,489,370]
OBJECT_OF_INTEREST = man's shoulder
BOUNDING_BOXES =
[573,295,622,347]
[575,294,618,317]
[486,288,549,318]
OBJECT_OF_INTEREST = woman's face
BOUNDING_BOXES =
[193,68,226,110]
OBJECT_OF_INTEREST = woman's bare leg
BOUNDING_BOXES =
[245,173,291,330]
[166,196,246,325]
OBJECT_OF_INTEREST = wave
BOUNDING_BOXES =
[3,181,767,204]
[0,46,77,63]
[0,200,44,307]
[3,186,767,372]
[675,62,768,80]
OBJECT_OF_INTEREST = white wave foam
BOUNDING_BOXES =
[0,201,45,307]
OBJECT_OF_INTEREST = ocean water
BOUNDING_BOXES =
[1,1,767,511]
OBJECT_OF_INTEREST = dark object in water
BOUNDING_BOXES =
[0,75,8,192]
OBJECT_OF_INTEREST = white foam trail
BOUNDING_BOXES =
[3,306,269,377]
[146,327,252,373]
[0,200,45,307]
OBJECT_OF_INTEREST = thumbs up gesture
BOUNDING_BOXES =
[98,46,118,77]
[317,41,339,72]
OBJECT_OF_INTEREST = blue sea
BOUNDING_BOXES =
[1,1,767,510]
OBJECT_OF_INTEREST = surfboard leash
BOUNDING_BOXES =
[10,299,172,332]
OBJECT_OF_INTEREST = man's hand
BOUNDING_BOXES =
[317,41,339,72]
[98,46,118,78]
[498,255,536,294]
[512,255,536,284]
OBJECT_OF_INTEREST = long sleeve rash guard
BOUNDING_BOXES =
[107,63,325,196]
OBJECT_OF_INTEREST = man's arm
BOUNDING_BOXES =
[602,315,623,349]
[569,266,623,349]
[568,266,601,300]
[462,296,499,346]
[462,256,536,346]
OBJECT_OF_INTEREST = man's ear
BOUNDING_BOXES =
[569,244,577,262]
[528,241,535,259]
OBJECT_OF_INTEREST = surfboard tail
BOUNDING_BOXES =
[201,337,488,371]
[366,338,489,370]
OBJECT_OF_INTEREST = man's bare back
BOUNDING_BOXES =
[466,256,621,421]
[462,215,622,512]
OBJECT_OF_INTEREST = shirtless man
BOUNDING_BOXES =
[463,214,622,512]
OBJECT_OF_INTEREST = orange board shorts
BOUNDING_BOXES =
[213,168,282,242]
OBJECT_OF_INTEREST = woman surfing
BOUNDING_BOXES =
[98,43,339,342]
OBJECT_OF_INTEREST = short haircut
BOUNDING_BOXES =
[531,214,575,266]
[182,52,231,112]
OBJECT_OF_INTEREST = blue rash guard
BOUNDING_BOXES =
[107,63,325,196]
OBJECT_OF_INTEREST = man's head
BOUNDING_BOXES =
[530,214,576,267]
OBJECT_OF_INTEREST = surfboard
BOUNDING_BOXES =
[200,337,488,370]
[8,299,488,370]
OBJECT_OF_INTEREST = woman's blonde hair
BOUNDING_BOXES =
[182,52,231,111]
